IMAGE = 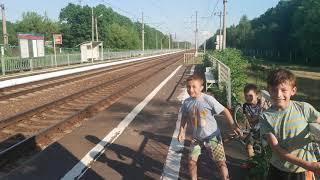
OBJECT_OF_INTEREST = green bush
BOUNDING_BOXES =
[209,84,227,107]
[202,53,212,68]
[210,48,249,99]
[246,147,272,180]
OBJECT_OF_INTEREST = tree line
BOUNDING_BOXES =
[1,3,191,51]
[206,0,320,65]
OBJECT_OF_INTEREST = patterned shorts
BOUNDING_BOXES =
[189,135,226,162]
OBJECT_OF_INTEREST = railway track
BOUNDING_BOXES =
[0,54,175,102]
[0,53,182,122]
[0,52,183,170]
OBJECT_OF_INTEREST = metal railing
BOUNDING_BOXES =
[183,52,204,64]
[208,55,231,108]
[0,49,176,76]
[181,52,231,107]
[183,53,195,64]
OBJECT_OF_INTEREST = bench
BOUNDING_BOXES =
[204,67,216,91]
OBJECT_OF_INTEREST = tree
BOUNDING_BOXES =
[5,3,190,53]
[59,3,172,50]
[105,23,140,49]
[0,21,17,45]
[59,4,92,47]
[206,0,320,65]
[16,12,59,41]
[291,0,320,64]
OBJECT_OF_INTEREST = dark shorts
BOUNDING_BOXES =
[267,165,315,180]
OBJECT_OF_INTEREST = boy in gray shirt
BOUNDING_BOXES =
[178,74,242,180]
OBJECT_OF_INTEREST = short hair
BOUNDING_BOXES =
[186,74,204,84]
[267,69,296,88]
[244,83,258,94]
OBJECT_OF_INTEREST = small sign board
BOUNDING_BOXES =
[54,34,62,45]
[18,33,45,58]
[45,41,53,47]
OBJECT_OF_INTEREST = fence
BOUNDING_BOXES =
[183,52,204,64]
[0,49,175,76]
[208,55,231,108]
[182,52,231,107]
[241,48,309,64]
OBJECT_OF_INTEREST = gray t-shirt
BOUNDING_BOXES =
[181,93,225,140]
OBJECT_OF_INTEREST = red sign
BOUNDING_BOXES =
[54,34,62,45]
[18,33,44,40]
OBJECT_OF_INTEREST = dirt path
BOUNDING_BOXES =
[289,69,320,109]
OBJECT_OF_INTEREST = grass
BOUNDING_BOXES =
[246,57,320,109]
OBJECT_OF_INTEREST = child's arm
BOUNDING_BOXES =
[316,117,320,123]
[265,132,320,175]
[222,108,242,136]
[304,102,320,124]
[178,117,187,143]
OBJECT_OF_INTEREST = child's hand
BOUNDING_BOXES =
[232,124,243,137]
[267,133,279,147]
[308,162,320,176]
[178,132,185,143]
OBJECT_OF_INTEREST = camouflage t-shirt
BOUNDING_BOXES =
[181,93,225,140]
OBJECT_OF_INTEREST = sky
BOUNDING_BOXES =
[2,0,280,44]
